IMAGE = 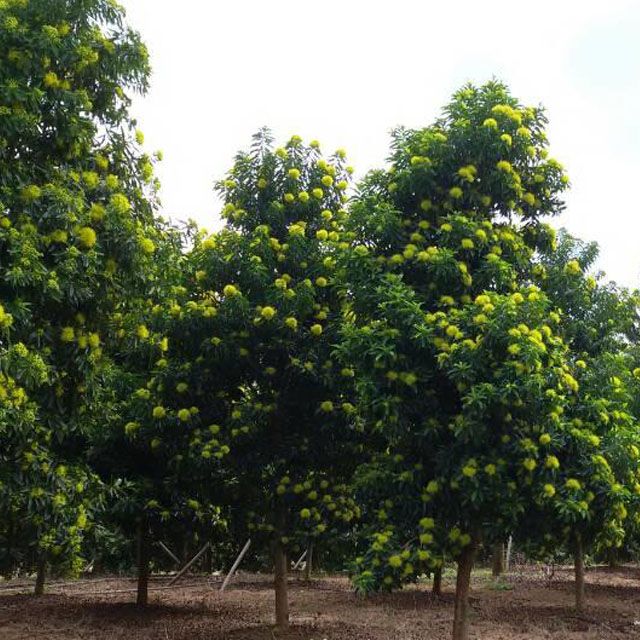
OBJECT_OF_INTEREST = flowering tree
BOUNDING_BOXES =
[515,231,640,610]
[85,223,233,606]
[170,131,363,627]
[0,343,98,588]
[336,81,599,640]
[0,0,164,589]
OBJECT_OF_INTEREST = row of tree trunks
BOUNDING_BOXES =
[31,528,587,640]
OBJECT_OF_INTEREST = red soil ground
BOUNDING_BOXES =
[1,565,640,639]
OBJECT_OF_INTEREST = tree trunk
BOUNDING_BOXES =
[274,539,289,628]
[452,538,479,640]
[573,532,585,613]
[136,519,150,607]
[205,544,213,574]
[304,542,313,581]
[4,519,14,579]
[34,554,46,596]
[432,566,442,597]
[273,500,289,629]
[491,542,504,577]
[182,536,190,564]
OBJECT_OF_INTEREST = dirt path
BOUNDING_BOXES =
[1,567,639,639]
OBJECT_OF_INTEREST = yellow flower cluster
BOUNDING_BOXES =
[77,226,97,249]
[491,104,523,124]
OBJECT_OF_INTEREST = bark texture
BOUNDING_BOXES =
[452,538,479,640]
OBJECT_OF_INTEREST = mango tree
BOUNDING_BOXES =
[0,0,163,589]
[86,220,234,606]
[515,231,640,611]
[176,131,363,628]
[337,81,588,640]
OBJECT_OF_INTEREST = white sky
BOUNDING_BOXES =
[121,0,640,288]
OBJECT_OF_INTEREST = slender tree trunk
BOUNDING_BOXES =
[273,501,289,629]
[573,532,585,613]
[5,519,14,579]
[274,540,289,628]
[34,554,46,596]
[136,519,150,607]
[182,536,189,564]
[452,538,479,640]
[205,544,213,574]
[304,542,313,581]
[491,542,504,577]
[432,566,442,597]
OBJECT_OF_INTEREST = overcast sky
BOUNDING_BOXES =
[121,0,640,288]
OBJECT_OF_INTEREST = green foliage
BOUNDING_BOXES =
[0,0,164,576]
[515,231,640,561]
[338,81,640,594]
[149,131,363,554]
[2,8,640,629]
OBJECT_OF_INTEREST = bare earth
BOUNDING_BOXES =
[1,566,640,639]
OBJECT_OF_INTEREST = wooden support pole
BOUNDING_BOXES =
[157,541,181,566]
[220,539,251,593]
[505,535,513,571]
[304,543,313,581]
[168,542,210,586]
[292,549,307,570]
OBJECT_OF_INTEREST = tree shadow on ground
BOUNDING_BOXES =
[482,600,636,636]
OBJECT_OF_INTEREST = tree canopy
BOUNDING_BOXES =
[1,5,639,640]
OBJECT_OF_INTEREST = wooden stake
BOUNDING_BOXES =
[292,549,307,570]
[505,535,513,571]
[220,539,251,592]
[168,542,210,586]
[157,541,181,566]
[304,543,313,581]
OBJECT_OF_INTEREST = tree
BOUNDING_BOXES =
[0,342,97,587]
[0,0,163,588]
[336,81,599,640]
[90,222,236,606]
[515,231,640,611]
[164,131,363,628]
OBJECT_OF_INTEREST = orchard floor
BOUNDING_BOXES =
[2,566,640,639]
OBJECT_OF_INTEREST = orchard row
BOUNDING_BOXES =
[1,3,639,640]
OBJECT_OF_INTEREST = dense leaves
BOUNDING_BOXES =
[1,5,639,640]
[0,0,164,579]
